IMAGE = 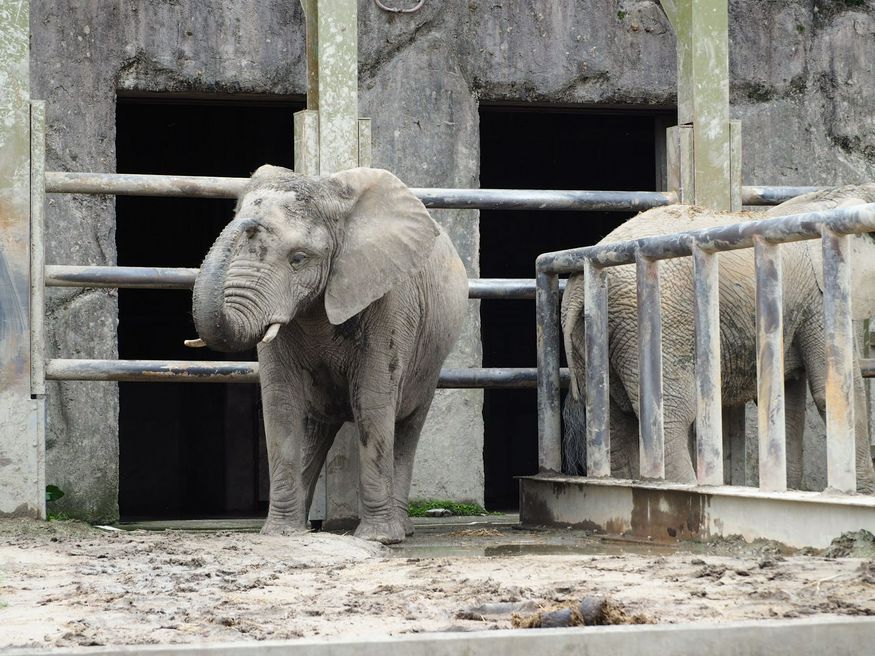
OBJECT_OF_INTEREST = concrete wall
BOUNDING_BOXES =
[29,0,875,520]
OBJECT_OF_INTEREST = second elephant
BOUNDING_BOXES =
[561,185,875,491]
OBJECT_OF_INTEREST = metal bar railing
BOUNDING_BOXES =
[45,170,819,210]
[692,245,723,484]
[635,254,665,480]
[44,359,570,389]
[536,202,875,492]
[821,227,857,492]
[754,235,787,491]
[44,265,567,299]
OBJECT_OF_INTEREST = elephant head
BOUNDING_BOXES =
[191,165,440,352]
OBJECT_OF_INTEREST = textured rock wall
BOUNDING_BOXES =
[29,0,875,519]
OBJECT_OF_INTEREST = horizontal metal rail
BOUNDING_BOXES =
[46,171,817,209]
[536,202,875,490]
[45,359,570,389]
[44,266,566,299]
[537,203,875,273]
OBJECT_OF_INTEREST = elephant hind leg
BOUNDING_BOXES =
[610,397,639,479]
[302,416,344,522]
[662,391,698,484]
[394,398,434,536]
[784,374,807,490]
[853,367,875,493]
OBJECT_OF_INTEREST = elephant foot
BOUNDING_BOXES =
[402,515,415,536]
[261,517,307,536]
[355,517,406,544]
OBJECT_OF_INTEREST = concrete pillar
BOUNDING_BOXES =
[662,0,740,212]
[295,0,368,528]
[0,0,46,519]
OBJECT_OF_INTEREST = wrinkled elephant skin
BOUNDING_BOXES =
[192,166,469,543]
[562,184,875,493]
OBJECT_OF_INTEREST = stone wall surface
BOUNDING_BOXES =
[27,0,875,519]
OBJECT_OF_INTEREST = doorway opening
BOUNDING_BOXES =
[116,95,304,520]
[479,106,673,510]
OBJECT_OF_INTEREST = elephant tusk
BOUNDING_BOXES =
[261,323,282,344]
[184,338,206,348]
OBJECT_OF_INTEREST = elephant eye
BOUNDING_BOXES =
[289,251,310,269]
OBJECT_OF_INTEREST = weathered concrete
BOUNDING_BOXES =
[8,618,875,656]
[520,474,875,549]
[0,0,45,520]
[27,1,875,519]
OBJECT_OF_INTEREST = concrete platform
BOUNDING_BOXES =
[8,618,875,656]
[519,474,875,548]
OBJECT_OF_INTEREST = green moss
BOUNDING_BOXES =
[47,512,72,522]
[408,500,489,517]
[617,10,627,20]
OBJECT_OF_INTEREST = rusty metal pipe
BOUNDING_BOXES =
[536,271,563,472]
[754,236,787,492]
[692,245,723,485]
[44,359,570,389]
[821,227,857,493]
[635,253,665,480]
[583,259,611,478]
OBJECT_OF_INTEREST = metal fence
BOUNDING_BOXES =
[535,202,875,493]
[37,172,829,395]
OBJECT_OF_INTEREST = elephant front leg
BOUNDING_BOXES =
[352,398,405,545]
[260,385,309,536]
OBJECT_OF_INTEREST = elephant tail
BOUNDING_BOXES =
[561,273,587,401]
[561,272,588,475]
[562,390,587,475]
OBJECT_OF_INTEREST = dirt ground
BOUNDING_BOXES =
[2,518,874,649]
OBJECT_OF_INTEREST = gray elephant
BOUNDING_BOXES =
[189,165,468,543]
[562,185,875,492]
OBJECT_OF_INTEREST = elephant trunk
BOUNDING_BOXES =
[192,216,264,353]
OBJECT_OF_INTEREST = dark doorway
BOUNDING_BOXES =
[479,106,672,510]
[116,96,304,520]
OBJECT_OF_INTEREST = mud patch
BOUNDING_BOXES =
[2,519,875,648]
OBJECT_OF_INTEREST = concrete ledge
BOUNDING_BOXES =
[8,618,875,656]
[519,474,875,548]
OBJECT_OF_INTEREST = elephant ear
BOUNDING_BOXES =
[324,168,440,325]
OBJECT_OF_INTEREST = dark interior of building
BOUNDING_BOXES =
[116,96,303,519]
[479,106,671,510]
[117,99,670,518]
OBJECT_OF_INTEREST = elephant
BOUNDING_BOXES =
[189,165,468,543]
[561,184,875,492]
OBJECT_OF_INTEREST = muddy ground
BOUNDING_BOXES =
[1,518,874,649]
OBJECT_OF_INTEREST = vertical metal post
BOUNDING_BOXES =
[666,125,695,204]
[821,227,856,492]
[536,270,562,472]
[754,236,787,492]
[635,254,665,480]
[729,120,743,213]
[0,0,45,519]
[583,259,610,478]
[30,101,46,398]
[693,245,724,485]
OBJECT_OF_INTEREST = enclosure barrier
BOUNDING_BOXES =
[37,173,867,395]
[535,202,875,494]
[44,171,818,208]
